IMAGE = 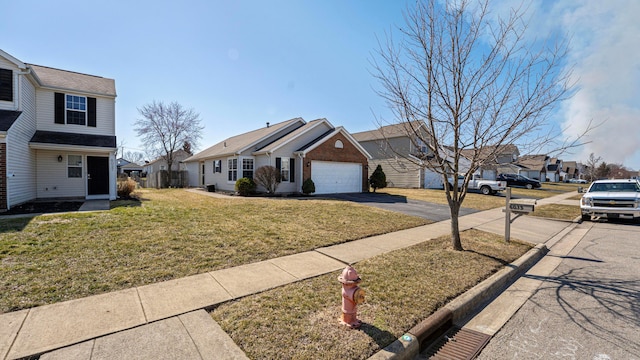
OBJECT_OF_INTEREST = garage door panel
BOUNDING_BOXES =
[312,161,362,194]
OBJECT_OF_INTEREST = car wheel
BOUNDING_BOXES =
[526,184,533,189]
[480,185,491,195]
[581,214,591,222]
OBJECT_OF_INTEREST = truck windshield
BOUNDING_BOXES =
[589,182,640,192]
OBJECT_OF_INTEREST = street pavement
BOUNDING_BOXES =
[475,220,640,359]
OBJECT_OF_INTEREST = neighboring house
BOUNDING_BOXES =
[547,157,563,182]
[184,118,370,194]
[143,149,191,188]
[459,144,520,180]
[117,158,143,177]
[353,121,436,188]
[562,161,579,181]
[0,49,117,210]
[516,154,549,181]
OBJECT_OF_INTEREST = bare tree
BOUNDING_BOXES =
[372,0,576,250]
[123,151,145,165]
[135,101,203,182]
[584,152,602,182]
[253,166,281,194]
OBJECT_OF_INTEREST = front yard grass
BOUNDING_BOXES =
[211,229,531,360]
[527,204,581,221]
[0,189,428,313]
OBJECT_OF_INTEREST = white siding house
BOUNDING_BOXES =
[0,49,117,210]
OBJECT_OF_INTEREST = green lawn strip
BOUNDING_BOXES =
[211,229,531,360]
[527,204,581,221]
[0,189,428,313]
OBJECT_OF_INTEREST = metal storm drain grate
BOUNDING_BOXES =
[423,326,491,359]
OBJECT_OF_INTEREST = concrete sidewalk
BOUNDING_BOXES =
[0,190,580,360]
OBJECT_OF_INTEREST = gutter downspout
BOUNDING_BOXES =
[297,153,304,193]
[15,67,31,112]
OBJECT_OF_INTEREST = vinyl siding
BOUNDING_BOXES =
[369,158,422,188]
[36,89,115,136]
[36,150,86,199]
[6,75,37,207]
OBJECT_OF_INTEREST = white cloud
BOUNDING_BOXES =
[544,1,640,168]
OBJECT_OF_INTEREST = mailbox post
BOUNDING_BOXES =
[504,187,536,242]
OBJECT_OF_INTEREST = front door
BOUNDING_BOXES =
[87,156,109,195]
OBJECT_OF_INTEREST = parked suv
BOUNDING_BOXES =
[496,173,541,189]
[580,179,640,221]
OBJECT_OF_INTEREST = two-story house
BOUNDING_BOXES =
[353,121,435,188]
[0,49,117,211]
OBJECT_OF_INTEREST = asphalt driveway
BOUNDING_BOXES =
[322,192,478,222]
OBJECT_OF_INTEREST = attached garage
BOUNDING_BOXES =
[423,169,444,189]
[311,161,362,194]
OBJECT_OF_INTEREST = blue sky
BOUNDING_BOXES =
[3,0,639,170]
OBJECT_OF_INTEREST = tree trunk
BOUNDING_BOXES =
[449,201,463,251]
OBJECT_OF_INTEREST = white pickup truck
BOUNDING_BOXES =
[447,174,507,195]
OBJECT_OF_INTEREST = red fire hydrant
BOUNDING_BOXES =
[338,265,365,329]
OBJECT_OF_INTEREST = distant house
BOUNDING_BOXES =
[460,144,520,180]
[143,149,191,188]
[562,161,579,181]
[184,118,370,194]
[0,49,117,210]
[515,154,549,181]
[353,121,437,188]
[547,158,563,182]
[117,158,143,177]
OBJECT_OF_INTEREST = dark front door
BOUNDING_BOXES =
[87,156,110,195]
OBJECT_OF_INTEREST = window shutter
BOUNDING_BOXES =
[0,68,12,102]
[87,97,97,127]
[289,158,295,182]
[275,157,281,171]
[54,92,65,124]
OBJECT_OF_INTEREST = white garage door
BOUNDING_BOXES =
[312,161,362,194]
[424,169,444,189]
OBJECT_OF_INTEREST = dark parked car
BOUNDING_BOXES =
[497,173,542,189]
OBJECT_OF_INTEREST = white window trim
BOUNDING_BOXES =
[65,94,87,126]
[280,156,290,183]
[227,157,238,183]
[68,154,83,178]
[241,157,254,179]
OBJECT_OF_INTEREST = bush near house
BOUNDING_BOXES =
[302,178,316,195]
[117,177,137,198]
[369,165,387,192]
[254,166,281,194]
[235,177,256,196]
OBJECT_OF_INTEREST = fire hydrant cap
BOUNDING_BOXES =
[338,266,361,284]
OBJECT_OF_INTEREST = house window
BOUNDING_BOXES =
[242,158,254,179]
[68,155,82,178]
[228,158,238,181]
[66,95,86,125]
[213,160,221,173]
[280,157,290,182]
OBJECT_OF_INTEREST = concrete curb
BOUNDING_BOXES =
[368,243,549,359]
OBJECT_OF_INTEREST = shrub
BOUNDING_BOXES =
[302,178,315,195]
[117,177,137,198]
[235,177,256,196]
[369,164,387,192]
[253,166,281,194]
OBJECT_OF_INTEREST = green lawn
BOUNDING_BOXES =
[0,189,428,313]
[212,229,531,359]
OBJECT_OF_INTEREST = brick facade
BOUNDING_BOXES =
[0,143,6,211]
[303,133,369,192]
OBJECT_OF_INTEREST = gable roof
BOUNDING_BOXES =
[295,126,372,159]
[0,49,27,69]
[146,149,192,166]
[253,118,331,155]
[28,64,116,97]
[518,154,549,170]
[185,118,305,161]
[351,121,427,142]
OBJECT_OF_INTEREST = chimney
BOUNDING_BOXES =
[266,122,270,128]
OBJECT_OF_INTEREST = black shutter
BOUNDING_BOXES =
[0,69,12,101]
[275,157,281,171]
[87,97,97,127]
[289,158,295,182]
[54,92,65,124]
